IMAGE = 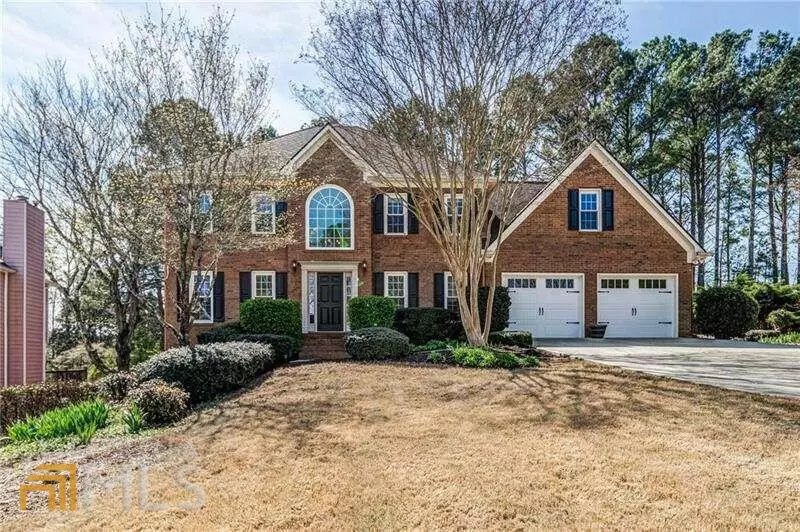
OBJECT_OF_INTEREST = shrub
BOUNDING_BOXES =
[129,379,189,425]
[477,286,512,332]
[6,399,109,442]
[135,342,276,404]
[451,346,537,369]
[348,296,397,330]
[122,403,144,434]
[412,339,453,352]
[744,329,781,342]
[488,330,533,348]
[95,371,137,402]
[766,308,800,333]
[345,327,411,360]
[694,286,758,339]
[239,299,302,347]
[197,326,297,362]
[0,380,97,431]
[760,331,800,345]
[732,274,800,324]
[394,307,454,345]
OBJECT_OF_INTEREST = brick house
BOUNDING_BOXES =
[166,124,707,346]
[0,198,46,386]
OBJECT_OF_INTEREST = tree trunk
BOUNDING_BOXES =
[779,163,789,283]
[748,159,757,274]
[767,155,778,282]
[714,119,722,285]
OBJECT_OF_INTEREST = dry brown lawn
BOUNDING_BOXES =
[2,359,800,530]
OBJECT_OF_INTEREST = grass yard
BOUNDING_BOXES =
[2,359,799,529]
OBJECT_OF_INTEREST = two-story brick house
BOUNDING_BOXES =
[165,123,707,346]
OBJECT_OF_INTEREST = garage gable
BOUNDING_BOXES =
[488,142,708,264]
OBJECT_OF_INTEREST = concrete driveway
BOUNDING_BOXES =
[536,338,800,399]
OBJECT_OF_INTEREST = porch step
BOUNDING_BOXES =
[299,332,350,360]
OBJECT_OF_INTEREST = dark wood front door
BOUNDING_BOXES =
[317,273,344,331]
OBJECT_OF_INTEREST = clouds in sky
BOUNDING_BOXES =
[1,1,323,132]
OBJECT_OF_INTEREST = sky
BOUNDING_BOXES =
[1,0,798,133]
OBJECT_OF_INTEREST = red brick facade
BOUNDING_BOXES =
[165,137,698,344]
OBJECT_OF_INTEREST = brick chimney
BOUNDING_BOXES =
[1,198,46,386]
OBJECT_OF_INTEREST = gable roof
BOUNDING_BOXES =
[487,141,709,264]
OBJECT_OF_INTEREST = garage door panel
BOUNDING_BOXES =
[598,275,676,338]
[505,274,583,339]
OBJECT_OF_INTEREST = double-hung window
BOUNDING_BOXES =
[198,191,213,233]
[385,272,408,307]
[385,195,407,234]
[444,195,464,220]
[252,271,276,298]
[444,272,459,312]
[191,271,214,323]
[252,193,276,234]
[579,189,600,231]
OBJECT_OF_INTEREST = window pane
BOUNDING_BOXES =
[386,196,406,233]
[308,187,352,248]
[254,274,273,298]
[580,211,598,230]
[253,195,274,233]
[194,273,213,321]
[386,274,406,307]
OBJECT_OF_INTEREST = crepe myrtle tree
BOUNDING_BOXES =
[301,0,621,345]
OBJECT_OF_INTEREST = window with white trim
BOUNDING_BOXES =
[198,191,213,233]
[579,189,600,231]
[444,195,464,218]
[252,271,276,298]
[191,271,213,323]
[385,272,408,307]
[444,272,458,312]
[601,278,629,289]
[251,193,276,234]
[639,278,667,289]
[307,185,354,249]
[384,195,407,234]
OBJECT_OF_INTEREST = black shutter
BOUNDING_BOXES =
[433,273,444,308]
[373,272,384,295]
[602,189,614,231]
[372,194,384,234]
[407,193,419,234]
[213,272,225,322]
[275,201,288,232]
[488,216,501,245]
[275,272,288,299]
[408,273,419,307]
[239,271,251,302]
[567,189,579,230]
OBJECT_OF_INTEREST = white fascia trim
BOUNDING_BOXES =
[282,125,378,176]
[486,141,708,263]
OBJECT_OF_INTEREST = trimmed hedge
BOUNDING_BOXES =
[239,299,302,346]
[478,286,511,332]
[348,296,397,330]
[197,325,297,362]
[488,330,533,348]
[130,379,189,425]
[393,307,454,345]
[766,308,800,333]
[136,342,276,404]
[694,286,758,339]
[0,380,97,431]
[345,327,411,360]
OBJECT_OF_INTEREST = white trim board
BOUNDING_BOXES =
[486,141,709,264]
[282,124,378,177]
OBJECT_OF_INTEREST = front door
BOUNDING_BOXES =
[317,273,344,331]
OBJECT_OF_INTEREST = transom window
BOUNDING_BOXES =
[252,271,275,298]
[579,189,599,231]
[385,272,408,307]
[639,279,667,289]
[251,194,275,234]
[601,278,629,289]
[191,271,213,323]
[385,195,407,234]
[307,185,353,249]
[444,272,459,312]
[545,278,575,289]
[506,277,537,289]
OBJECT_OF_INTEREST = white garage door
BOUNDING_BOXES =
[504,274,583,338]
[597,275,677,338]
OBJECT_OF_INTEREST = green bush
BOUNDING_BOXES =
[412,339,454,352]
[197,326,297,362]
[394,307,455,344]
[348,296,397,330]
[760,331,800,345]
[478,286,512,332]
[766,308,800,333]
[732,274,800,324]
[451,346,537,369]
[95,371,137,402]
[694,286,758,339]
[122,403,144,434]
[6,399,109,442]
[135,342,276,404]
[129,379,189,425]
[345,327,411,360]
[239,299,302,347]
[0,380,97,431]
[744,329,781,342]
[488,330,533,348]
[196,322,244,343]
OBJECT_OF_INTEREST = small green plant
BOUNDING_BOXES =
[348,296,397,330]
[488,331,533,348]
[412,339,453,352]
[76,422,98,445]
[766,308,800,333]
[450,346,538,369]
[122,403,144,434]
[760,331,800,345]
[6,399,109,443]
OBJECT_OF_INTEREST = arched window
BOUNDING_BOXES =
[306,185,354,249]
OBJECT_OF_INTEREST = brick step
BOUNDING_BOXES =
[299,333,349,360]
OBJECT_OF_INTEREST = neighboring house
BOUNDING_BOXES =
[165,124,707,344]
[0,198,46,387]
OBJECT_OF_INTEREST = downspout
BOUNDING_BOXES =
[4,271,8,387]
[22,209,27,385]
